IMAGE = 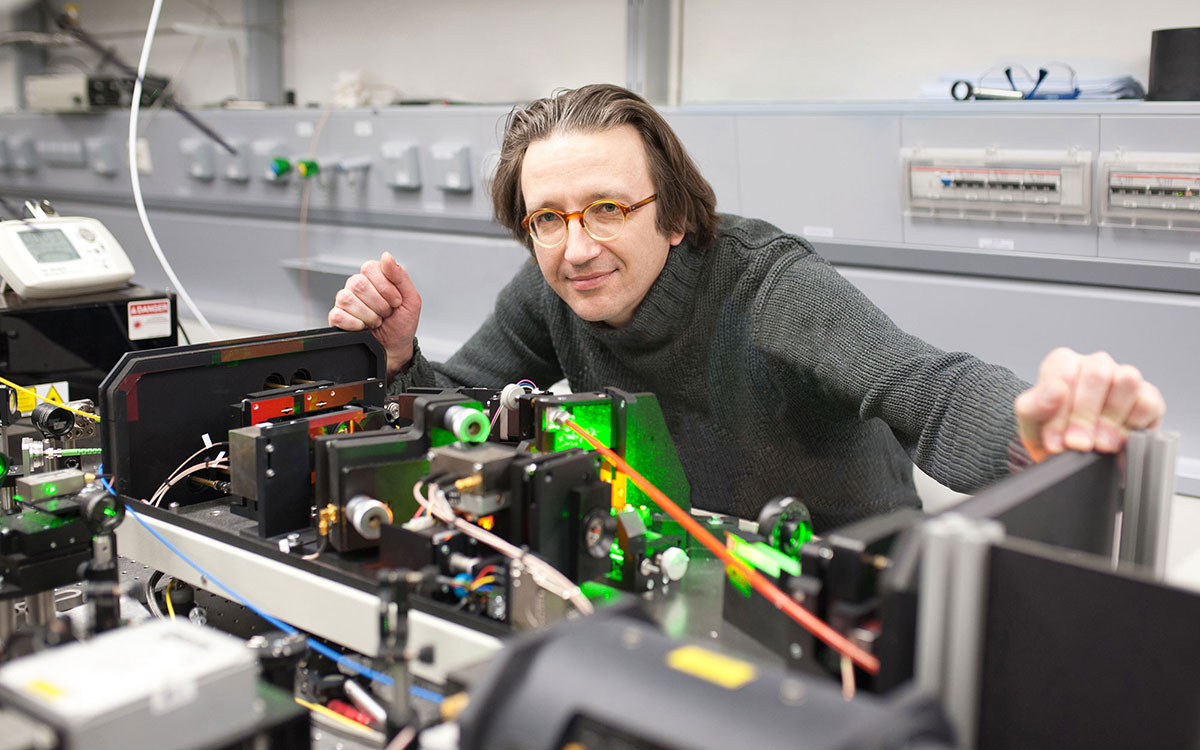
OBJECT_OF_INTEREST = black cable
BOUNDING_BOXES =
[40,0,237,155]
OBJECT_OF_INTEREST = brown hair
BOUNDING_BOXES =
[491,84,719,254]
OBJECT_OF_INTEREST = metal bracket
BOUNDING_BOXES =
[1118,430,1179,576]
[915,513,1004,750]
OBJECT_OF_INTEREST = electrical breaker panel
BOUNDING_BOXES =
[903,147,1092,225]
[1099,151,1200,231]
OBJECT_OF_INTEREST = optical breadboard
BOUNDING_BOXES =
[903,147,1092,224]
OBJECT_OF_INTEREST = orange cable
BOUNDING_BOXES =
[561,418,881,675]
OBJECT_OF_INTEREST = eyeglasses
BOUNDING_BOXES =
[520,195,657,248]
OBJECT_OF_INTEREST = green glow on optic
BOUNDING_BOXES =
[728,537,801,579]
[12,494,22,502]
[772,518,813,558]
[45,485,56,495]
[545,403,612,453]
[102,507,117,516]
[609,541,625,566]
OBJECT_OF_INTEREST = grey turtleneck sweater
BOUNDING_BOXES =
[392,215,1029,531]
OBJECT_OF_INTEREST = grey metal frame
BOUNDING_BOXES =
[625,0,672,104]
[242,0,283,105]
[1118,431,1178,576]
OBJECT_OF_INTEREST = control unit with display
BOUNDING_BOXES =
[0,214,136,299]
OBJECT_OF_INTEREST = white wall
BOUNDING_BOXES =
[3,1,1195,111]
[680,0,1196,102]
[284,0,627,106]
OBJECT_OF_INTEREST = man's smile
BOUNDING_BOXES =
[567,269,617,290]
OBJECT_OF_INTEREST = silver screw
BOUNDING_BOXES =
[780,677,806,705]
[620,626,642,649]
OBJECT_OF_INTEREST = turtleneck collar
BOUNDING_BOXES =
[584,236,708,350]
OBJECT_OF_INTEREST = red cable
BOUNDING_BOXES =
[326,699,375,727]
[562,419,881,675]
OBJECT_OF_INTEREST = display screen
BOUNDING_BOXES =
[18,229,81,264]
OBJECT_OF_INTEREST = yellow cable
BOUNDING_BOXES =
[0,376,101,421]
[164,580,176,620]
[469,575,495,591]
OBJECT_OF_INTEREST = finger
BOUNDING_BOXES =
[1126,382,1166,431]
[333,279,389,329]
[1093,364,1142,452]
[1062,352,1117,452]
[1036,348,1082,454]
[379,252,421,310]
[328,305,366,331]
[1016,380,1069,459]
[1037,346,1081,383]
[344,272,393,321]
[360,260,405,309]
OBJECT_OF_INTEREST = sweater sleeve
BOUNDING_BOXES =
[752,243,1031,493]
[388,261,565,395]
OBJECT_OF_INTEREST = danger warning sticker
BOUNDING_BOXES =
[128,298,172,341]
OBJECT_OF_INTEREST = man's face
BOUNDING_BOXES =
[520,125,685,327]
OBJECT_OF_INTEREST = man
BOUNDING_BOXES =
[329,84,1164,531]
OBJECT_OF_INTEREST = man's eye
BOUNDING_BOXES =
[593,202,620,214]
[533,212,559,225]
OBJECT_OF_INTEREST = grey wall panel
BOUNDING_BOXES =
[1,108,515,234]
[663,112,742,214]
[838,266,1200,492]
[734,114,903,242]
[901,115,1100,257]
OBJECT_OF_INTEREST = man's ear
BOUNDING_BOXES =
[668,228,686,247]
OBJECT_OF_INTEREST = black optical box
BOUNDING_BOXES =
[0,285,178,402]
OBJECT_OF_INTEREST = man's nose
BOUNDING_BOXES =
[562,217,602,265]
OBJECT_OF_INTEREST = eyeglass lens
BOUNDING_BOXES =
[530,201,626,244]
